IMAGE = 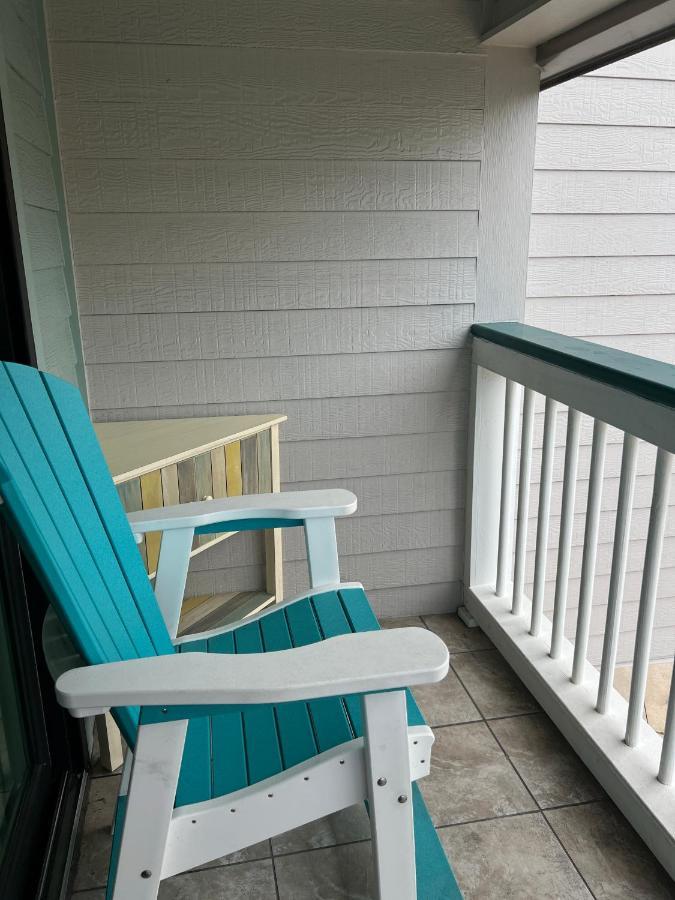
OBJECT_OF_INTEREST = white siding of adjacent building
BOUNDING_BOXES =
[525,39,675,662]
[44,0,540,614]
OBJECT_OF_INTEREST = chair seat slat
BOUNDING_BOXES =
[175,640,212,807]
[285,600,354,751]
[234,622,284,785]
[312,591,364,734]
[338,588,426,728]
[259,610,317,770]
[207,632,248,798]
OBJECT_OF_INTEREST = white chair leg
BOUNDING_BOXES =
[111,718,187,900]
[362,690,416,900]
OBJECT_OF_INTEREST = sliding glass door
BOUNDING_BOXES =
[0,91,87,899]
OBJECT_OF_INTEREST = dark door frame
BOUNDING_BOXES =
[0,96,87,900]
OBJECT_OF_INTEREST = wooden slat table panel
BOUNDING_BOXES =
[140,469,163,573]
[225,441,242,496]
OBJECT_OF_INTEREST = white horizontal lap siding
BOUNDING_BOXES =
[82,306,472,363]
[45,0,481,51]
[190,508,465,569]
[85,349,470,408]
[526,295,675,334]
[528,256,675,297]
[532,171,675,214]
[94,393,469,441]
[49,43,486,107]
[525,38,675,662]
[530,214,675,257]
[55,102,485,160]
[188,545,464,602]
[63,159,481,214]
[47,0,540,613]
[70,211,478,264]
[75,259,477,316]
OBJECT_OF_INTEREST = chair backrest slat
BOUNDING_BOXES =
[0,363,174,746]
[43,371,171,656]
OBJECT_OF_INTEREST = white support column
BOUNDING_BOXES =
[304,516,340,589]
[658,657,675,785]
[597,433,638,713]
[464,361,506,592]
[572,419,607,684]
[531,397,558,636]
[513,387,535,615]
[550,408,581,659]
[496,380,522,598]
[152,527,195,638]
[112,718,187,899]
[626,448,673,747]
[362,690,416,900]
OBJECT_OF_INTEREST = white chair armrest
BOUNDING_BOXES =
[55,628,448,715]
[127,489,357,534]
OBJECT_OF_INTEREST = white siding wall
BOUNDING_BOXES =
[525,39,675,662]
[44,0,539,614]
[0,0,85,392]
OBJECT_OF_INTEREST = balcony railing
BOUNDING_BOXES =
[464,322,675,878]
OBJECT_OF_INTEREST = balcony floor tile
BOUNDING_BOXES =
[418,721,537,826]
[412,667,480,727]
[546,801,675,900]
[440,812,593,899]
[275,841,375,900]
[489,713,604,808]
[451,649,540,718]
[422,613,494,653]
[271,804,371,856]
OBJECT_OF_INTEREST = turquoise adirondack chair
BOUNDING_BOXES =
[0,362,462,900]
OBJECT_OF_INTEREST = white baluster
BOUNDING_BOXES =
[513,389,535,615]
[531,397,558,637]
[572,419,608,684]
[658,658,675,785]
[626,448,673,747]
[596,433,638,713]
[550,408,581,659]
[496,380,522,598]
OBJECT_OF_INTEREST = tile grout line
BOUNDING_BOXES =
[439,621,600,897]
[269,839,282,900]
[540,808,599,899]
[482,689,599,898]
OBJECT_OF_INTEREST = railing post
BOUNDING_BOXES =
[572,419,608,683]
[550,407,581,659]
[531,397,558,637]
[496,380,522,597]
[658,659,675,785]
[464,357,506,593]
[625,447,673,747]
[597,432,638,714]
[512,388,535,616]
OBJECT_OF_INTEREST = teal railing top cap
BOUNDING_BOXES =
[471,322,675,410]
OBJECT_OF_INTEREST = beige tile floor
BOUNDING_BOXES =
[69,615,675,900]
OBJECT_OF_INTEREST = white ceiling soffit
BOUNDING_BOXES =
[537,0,675,84]
[482,0,675,87]
[481,0,624,46]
